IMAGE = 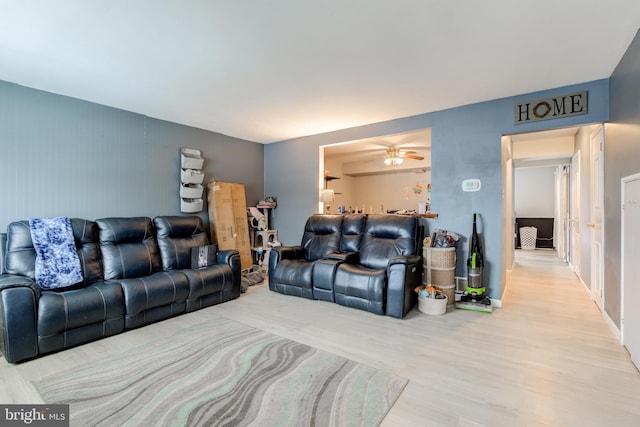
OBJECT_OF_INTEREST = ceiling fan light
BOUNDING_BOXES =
[384,156,403,166]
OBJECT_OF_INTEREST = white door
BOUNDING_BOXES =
[589,126,604,309]
[622,174,640,370]
[570,152,581,276]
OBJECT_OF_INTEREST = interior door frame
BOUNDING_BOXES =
[556,165,568,261]
[589,125,604,309]
[569,151,581,276]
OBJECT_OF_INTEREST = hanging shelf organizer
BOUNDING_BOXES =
[180,148,205,213]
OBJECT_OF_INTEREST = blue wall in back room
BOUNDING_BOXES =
[265,78,609,303]
[0,80,264,233]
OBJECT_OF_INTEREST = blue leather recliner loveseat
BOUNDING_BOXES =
[269,214,422,318]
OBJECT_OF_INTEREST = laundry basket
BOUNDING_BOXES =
[423,247,456,287]
[423,247,456,306]
[519,226,537,250]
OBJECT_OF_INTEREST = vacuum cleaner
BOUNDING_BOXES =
[456,212,493,313]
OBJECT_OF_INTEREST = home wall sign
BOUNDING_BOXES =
[514,90,587,124]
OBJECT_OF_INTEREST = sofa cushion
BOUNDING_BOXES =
[97,217,162,280]
[182,264,234,311]
[72,219,104,286]
[334,263,386,315]
[301,214,343,261]
[4,219,103,287]
[272,259,314,299]
[153,216,209,270]
[37,281,125,354]
[116,270,190,328]
[340,214,366,253]
[5,220,43,280]
[359,215,417,270]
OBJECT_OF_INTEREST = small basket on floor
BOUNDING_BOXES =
[418,294,448,315]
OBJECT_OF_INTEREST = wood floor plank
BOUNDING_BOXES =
[1,250,639,426]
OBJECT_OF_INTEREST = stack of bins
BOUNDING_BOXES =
[424,246,456,306]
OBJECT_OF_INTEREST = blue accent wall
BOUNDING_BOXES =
[265,79,609,301]
[0,80,264,232]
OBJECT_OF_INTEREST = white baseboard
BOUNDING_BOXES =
[603,309,621,343]
[575,274,621,342]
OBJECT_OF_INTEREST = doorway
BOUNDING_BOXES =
[320,129,431,214]
[503,124,604,305]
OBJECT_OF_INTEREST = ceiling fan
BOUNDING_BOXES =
[383,145,424,166]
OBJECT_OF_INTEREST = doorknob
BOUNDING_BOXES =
[587,223,596,228]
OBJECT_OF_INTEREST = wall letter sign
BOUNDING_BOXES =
[514,91,588,124]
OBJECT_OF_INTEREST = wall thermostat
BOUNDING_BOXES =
[462,179,481,192]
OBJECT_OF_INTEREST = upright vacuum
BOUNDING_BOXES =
[456,212,493,313]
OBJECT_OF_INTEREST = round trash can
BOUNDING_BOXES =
[519,226,537,250]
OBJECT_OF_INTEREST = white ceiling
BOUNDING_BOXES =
[1,1,639,144]
[324,129,431,159]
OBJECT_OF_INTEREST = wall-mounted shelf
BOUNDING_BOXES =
[324,175,342,194]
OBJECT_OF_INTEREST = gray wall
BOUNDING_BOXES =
[265,79,609,302]
[0,80,264,233]
[605,30,640,328]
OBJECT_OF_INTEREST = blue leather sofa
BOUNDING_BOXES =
[0,215,241,363]
[269,214,421,318]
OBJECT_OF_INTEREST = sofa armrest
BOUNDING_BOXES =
[268,246,304,291]
[385,255,422,319]
[217,249,240,266]
[388,254,422,267]
[273,246,304,260]
[0,275,40,363]
[0,274,41,296]
[217,250,242,297]
[268,246,304,271]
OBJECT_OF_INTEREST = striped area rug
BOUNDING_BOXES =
[33,317,407,426]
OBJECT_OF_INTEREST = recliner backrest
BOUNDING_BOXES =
[340,214,366,253]
[3,218,103,286]
[301,214,343,261]
[96,217,162,280]
[359,215,417,270]
[153,215,210,270]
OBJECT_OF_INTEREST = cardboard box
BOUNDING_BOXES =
[207,182,252,270]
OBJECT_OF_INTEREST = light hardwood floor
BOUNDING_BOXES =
[1,250,639,426]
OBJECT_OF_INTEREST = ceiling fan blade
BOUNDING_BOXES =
[401,154,424,160]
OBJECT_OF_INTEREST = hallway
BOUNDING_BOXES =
[498,248,640,424]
